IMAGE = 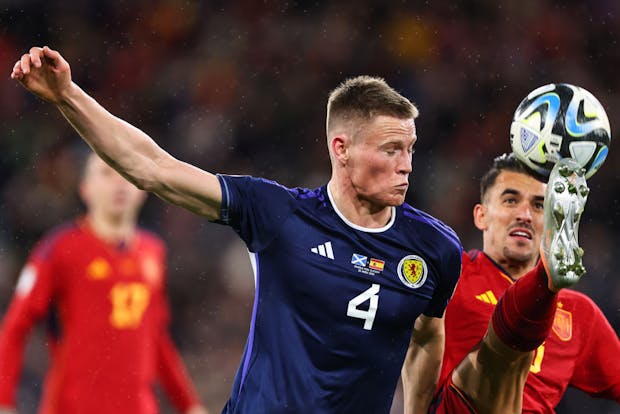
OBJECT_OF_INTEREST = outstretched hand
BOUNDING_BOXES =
[10,46,72,104]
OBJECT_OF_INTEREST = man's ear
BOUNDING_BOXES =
[330,135,349,165]
[473,203,487,231]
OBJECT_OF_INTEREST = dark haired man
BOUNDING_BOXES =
[429,154,620,413]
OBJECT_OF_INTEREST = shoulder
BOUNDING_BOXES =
[31,221,82,259]
[456,251,514,294]
[217,174,322,205]
[557,289,617,343]
[461,249,480,266]
[398,203,462,252]
[397,204,462,286]
[135,228,166,251]
[218,174,299,196]
[460,250,495,272]
[42,220,82,241]
[558,289,601,313]
[217,174,328,218]
[557,289,613,330]
[459,250,479,275]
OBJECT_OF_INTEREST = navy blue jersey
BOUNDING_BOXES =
[216,175,462,414]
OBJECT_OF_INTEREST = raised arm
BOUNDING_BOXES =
[11,46,222,220]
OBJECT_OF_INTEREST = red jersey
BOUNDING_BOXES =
[0,219,200,414]
[441,250,620,413]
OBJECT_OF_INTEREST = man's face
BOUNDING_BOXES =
[346,115,416,208]
[80,155,146,220]
[476,170,546,266]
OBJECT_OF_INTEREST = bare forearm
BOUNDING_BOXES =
[402,340,443,413]
[56,82,222,218]
[57,82,167,190]
[12,46,222,218]
[402,316,445,414]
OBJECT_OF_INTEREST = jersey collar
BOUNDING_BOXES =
[326,183,396,233]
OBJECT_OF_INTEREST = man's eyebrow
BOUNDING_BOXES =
[500,188,544,202]
[500,188,520,196]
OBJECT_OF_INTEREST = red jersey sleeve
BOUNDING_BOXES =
[570,296,620,402]
[154,290,201,412]
[157,330,202,412]
[149,243,201,413]
[0,236,59,405]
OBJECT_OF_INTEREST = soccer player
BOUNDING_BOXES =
[0,153,209,414]
[10,46,462,413]
[427,154,620,413]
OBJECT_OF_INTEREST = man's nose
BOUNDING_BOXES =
[516,204,533,222]
[398,152,412,174]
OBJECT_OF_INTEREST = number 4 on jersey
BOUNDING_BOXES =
[347,284,380,330]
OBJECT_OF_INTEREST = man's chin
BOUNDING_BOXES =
[505,250,536,265]
[366,193,405,208]
[386,197,405,207]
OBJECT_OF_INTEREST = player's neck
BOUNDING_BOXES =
[491,255,538,281]
[327,181,393,229]
[85,213,137,246]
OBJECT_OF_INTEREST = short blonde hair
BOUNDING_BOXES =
[326,76,418,137]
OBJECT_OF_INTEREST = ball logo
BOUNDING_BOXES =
[397,255,428,289]
[520,127,539,154]
[517,91,560,132]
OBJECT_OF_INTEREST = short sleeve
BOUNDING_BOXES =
[216,174,297,252]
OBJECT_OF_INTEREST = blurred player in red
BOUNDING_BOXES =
[0,153,209,414]
[427,154,620,413]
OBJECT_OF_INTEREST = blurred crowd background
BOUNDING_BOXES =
[0,1,619,413]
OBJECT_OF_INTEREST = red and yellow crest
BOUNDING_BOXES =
[552,307,572,341]
[397,255,428,289]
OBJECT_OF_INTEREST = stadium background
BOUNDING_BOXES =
[0,1,618,413]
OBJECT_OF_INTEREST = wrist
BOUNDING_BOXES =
[57,81,81,105]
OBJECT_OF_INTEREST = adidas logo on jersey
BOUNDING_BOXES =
[475,290,498,305]
[310,241,334,259]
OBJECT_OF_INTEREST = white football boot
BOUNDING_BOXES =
[540,158,589,291]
